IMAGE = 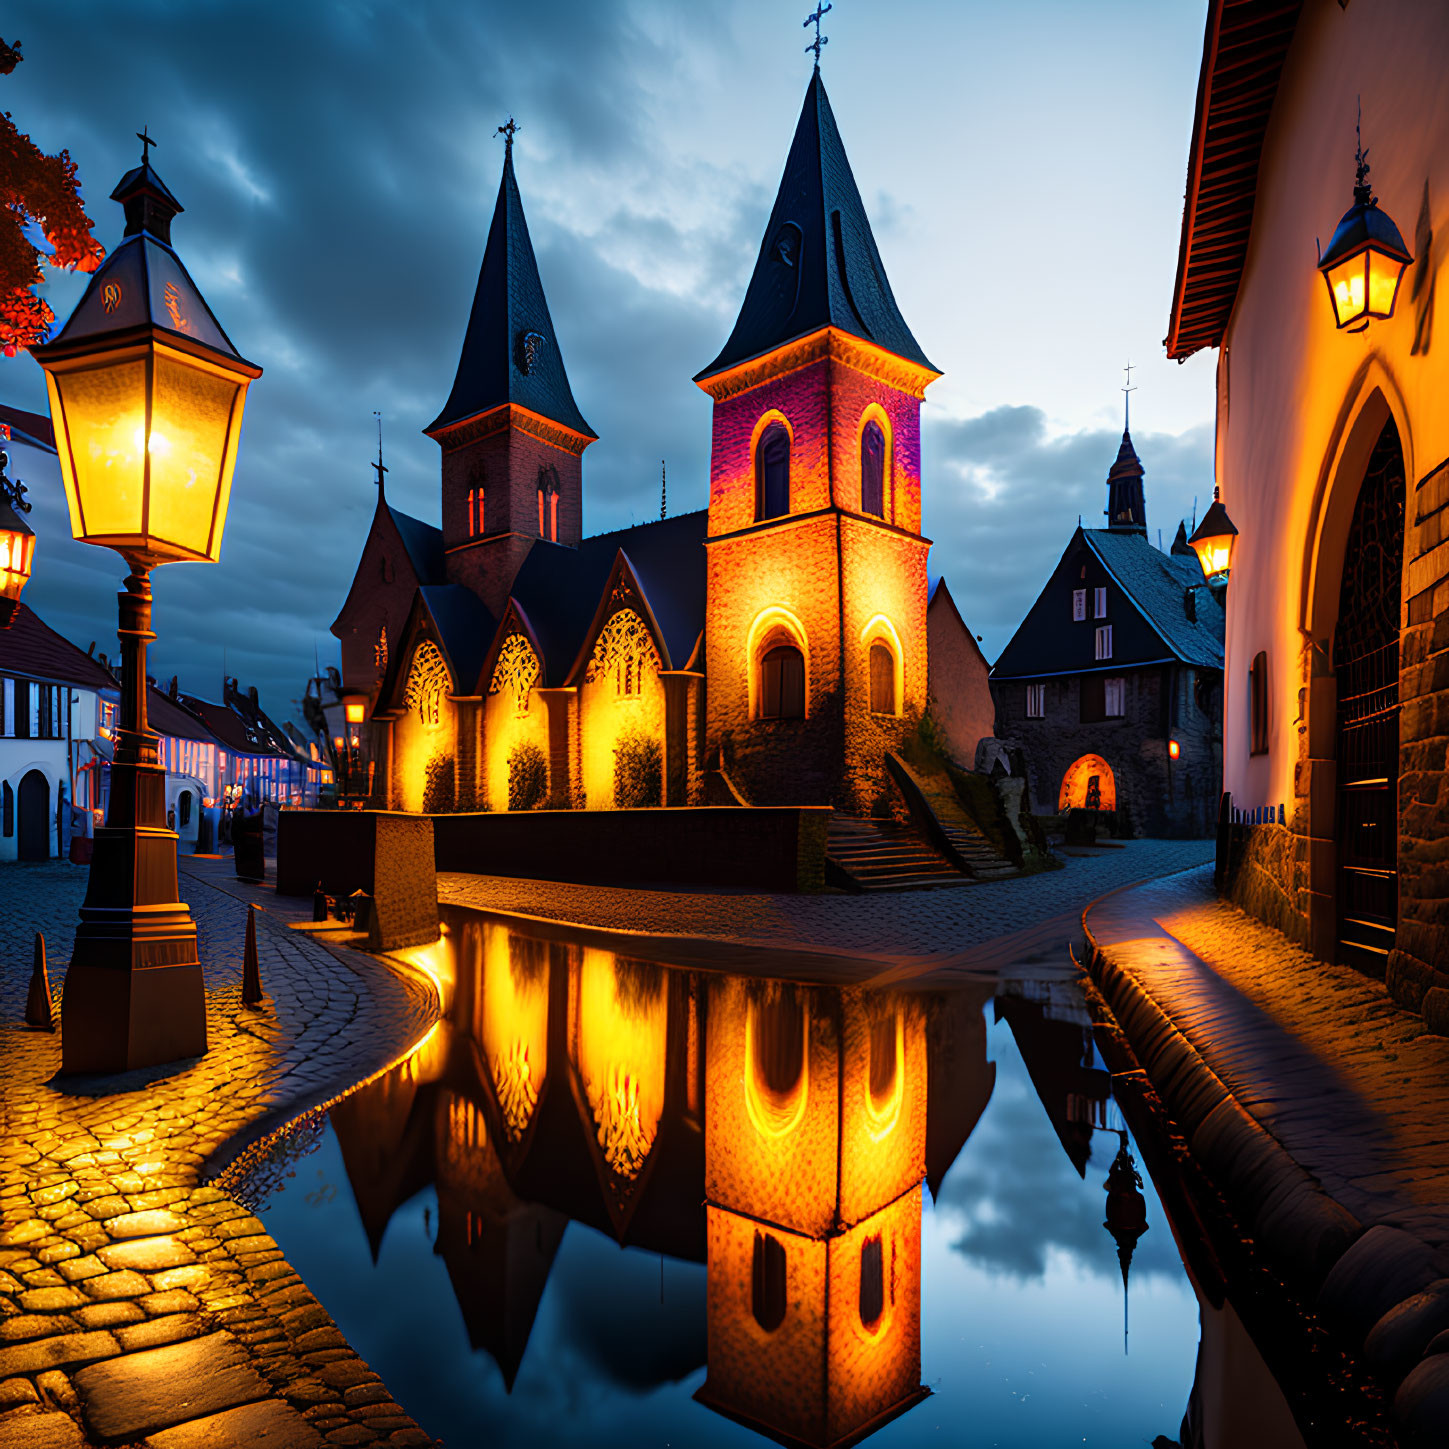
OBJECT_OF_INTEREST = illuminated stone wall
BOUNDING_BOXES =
[578,606,668,809]
[482,629,550,811]
[701,336,932,811]
[1204,3,1449,980]
[391,637,460,814]
[333,504,426,698]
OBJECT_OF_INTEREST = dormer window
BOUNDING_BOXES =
[756,423,790,521]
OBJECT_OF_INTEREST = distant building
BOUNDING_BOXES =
[0,603,112,862]
[332,70,992,818]
[177,679,321,808]
[926,579,994,768]
[989,430,1224,837]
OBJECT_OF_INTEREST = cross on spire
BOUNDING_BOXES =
[1122,359,1137,431]
[137,126,158,165]
[496,116,520,155]
[804,3,831,67]
[372,411,388,493]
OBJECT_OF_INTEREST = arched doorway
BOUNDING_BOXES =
[1335,417,1405,971]
[1059,754,1116,812]
[17,770,49,861]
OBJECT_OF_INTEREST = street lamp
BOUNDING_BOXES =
[1317,112,1412,333]
[1188,486,1238,588]
[0,450,35,630]
[34,138,261,1073]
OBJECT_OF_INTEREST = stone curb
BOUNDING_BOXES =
[1082,890,1449,1447]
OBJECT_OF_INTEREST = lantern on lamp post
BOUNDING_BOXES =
[1189,487,1238,591]
[1317,113,1412,332]
[0,450,35,630]
[33,137,261,1073]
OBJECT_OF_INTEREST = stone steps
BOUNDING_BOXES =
[826,817,967,892]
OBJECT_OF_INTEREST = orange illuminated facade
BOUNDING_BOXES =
[333,69,984,818]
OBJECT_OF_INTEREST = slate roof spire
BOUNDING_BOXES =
[426,132,595,441]
[1105,427,1147,533]
[696,70,935,381]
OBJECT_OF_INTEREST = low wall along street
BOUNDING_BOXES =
[277,806,832,897]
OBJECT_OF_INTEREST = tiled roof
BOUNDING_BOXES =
[508,510,708,687]
[386,505,445,586]
[417,585,495,694]
[1166,0,1304,359]
[697,70,935,381]
[1085,530,1225,670]
[148,686,223,744]
[425,148,594,441]
[0,604,115,690]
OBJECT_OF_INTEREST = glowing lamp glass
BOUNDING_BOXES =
[1188,489,1238,583]
[1322,246,1407,330]
[344,702,365,724]
[41,344,252,564]
[1168,740,1181,760]
[0,508,35,606]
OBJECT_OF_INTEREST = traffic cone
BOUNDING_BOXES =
[25,932,53,1031]
[242,904,264,1007]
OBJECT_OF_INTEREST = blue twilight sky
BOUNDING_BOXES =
[2,0,1214,724]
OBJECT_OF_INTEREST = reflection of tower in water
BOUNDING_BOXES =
[1103,1131,1149,1354]
[696,978,929,1448]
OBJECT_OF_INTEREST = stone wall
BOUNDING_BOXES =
[1218,818,1311,950]
[991,663,1221,838]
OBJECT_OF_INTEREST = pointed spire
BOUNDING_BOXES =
[660,459,667,521]
[426,131,595,441]
[1171,519,1194,556]
[372,411,387,496]
[1103,1134,1148,1356]
[696,71,936,381]
[1105,427,1147,533]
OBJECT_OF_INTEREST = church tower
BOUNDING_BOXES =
[425,128,596,618]
[1105,428,1147,532]
[696,70,940,809]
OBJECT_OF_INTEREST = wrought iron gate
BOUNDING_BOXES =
[1334,418,1405,973]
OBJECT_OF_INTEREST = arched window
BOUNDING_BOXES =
[179,791,192,828]
[759,644,805,719]
[756,423,790,521]
[859,1235,884,1328]
[751,1231,787,1332]
[404,641,451,730]
[467,484,484,537]
[861,419,886,518]
[869,643,896,715]
[537,468,560,542]
[1249,651,1269,756]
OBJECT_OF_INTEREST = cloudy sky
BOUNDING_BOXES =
[3,0,1215,724]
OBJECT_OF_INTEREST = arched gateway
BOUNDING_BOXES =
[1059,754,1116,813]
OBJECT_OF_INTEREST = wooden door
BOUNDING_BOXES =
[17,769,49,861]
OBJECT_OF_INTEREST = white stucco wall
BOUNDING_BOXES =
[1217,0,1449,805]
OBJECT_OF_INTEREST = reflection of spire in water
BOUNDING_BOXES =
[1102,1132,1148,1355]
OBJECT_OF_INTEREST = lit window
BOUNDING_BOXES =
[1250,651,1269,755]
[1026,682,1045,718]
[467,485,484,537]
[1095,625,1113,661]
[756,423,790,521]
[537,468,560,542]
[868,642,895,715]
[1104,676,1124,717]
[751,1231,787,1332]
[1072,589,1086,621]
[861,420,886,518]
[759,644,805,719]
[1094,586,1108,619]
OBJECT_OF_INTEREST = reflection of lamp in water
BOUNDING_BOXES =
[1103,1130,1149,1354]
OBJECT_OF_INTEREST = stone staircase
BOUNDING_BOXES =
[826,815,967,892]
[936,820,1019,880]
[884,751,1020,881]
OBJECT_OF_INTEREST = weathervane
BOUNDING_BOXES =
[1122,360,1137,431]
[137,126,157,165]
[496,116,520,154]
[372,411,388,492]
[804,3,831,67]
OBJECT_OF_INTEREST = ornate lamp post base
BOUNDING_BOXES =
[60,568,209,1074]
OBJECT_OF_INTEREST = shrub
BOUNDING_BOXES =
[613,729,662,808]
[508,741,548,811]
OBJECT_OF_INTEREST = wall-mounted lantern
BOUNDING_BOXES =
[1189,486,1238,587]
[0,451,35,629]
[1317,112,1411,332]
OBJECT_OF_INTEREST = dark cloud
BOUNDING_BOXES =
[934,1030,1184,1284]
[2,0,1212,724]
[924,406,1216,663]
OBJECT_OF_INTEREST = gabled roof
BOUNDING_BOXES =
[928,577,991,675]
[696,71,935,382]
[1165,0,1304,359]
[1085,531,1224,670]
[0,604,115,691]
[426,147,595,441]
[387,504,444,585]
[148,686,224,745]
[507,510,708,687]
[417,585,496,694]
[177,691,290,758]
